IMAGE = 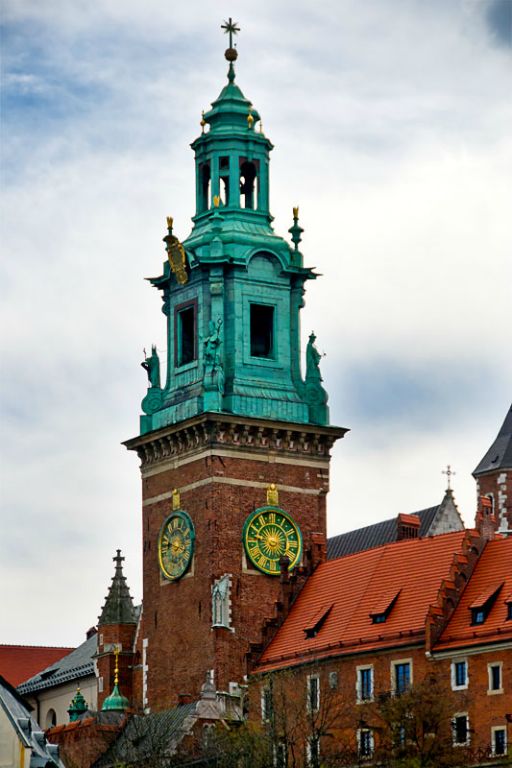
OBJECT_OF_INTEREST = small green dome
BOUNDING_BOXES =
[102,682,129,712]
[68,688,88,722]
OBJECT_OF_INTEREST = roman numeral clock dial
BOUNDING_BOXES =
[158,510,195,580]
[243,506,302,575]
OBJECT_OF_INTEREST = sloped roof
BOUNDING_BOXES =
[0,645,74,687]
[473,404,512,476]
[0,674,65,766]
[93,703,196,767]
[256,530,467,673]
[18,634,96,695]
[434,537,512,652]
[98,550,137,626]
[327,505,440,559]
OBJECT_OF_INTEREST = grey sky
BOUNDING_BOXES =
[1,0,511,646]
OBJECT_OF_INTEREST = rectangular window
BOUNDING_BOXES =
[453,714,469,746]
[176,304,196,366]
[357,666,374,702]
[307,737,319,766]
[492,727,507,756]
[250,304,274,358]
[307,675,320,713]
[261,688,273,722]
[507,602,512,620]
[451,660,468,690]
[274,741,287,768]
[393,661,411,695]
[358,728,374,758]
[488,662,503,693]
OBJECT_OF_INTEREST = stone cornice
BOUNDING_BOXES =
[124,412,348,470]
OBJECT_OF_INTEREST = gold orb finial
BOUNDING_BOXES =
[247,106,254,129]
[200,110,206,134]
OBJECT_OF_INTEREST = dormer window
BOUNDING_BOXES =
[469,581,503,626]
[370,590,400,625]
[303,603,333,639]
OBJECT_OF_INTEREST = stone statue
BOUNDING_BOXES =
[306,332,323,384]
[305,332,329,425]
[204,318,224,395]
[141,345,161,389]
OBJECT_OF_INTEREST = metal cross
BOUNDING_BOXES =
[442,464,456,489]
[221,18,240,48]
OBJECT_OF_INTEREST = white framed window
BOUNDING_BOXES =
[261,687,273,723]
[98,676,104,693]
[391,658,412,695]
[356,665,374,702]
[451,659,468,690]
[491,726,507,756]
[488,662,503,694]
[452,713,470,746]
[273,741,287,768]
[306,736,320,766]
[307,674,320,712]
[357,728,374,759]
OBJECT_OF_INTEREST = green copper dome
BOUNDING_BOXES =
[101,682,129,713]
[68,688,88,722]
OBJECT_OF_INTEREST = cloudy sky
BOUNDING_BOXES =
[1,0,511,647]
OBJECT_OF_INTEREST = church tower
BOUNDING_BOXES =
[125,22,347,711]
[473,403,512,535]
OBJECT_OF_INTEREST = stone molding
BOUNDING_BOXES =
[124,413,347,471]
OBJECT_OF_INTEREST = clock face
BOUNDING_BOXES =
[243,506,302,575]
[158,511,195,581]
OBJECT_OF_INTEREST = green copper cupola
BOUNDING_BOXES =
[139,21,329,434]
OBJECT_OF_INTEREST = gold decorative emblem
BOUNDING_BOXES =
[266,483,279,506]
[158,511,195,581]
[172,488,181,511]
[164,219,188,285]
[243,506,302,576]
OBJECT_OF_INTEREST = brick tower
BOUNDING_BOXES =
[125,25,347,712]
[473,403,512,535]
[96,550,137,710]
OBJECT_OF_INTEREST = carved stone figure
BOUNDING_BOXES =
[203,318,224,395]
[141,345,161,389]
[305,332,328,425]
[306,332,322,385]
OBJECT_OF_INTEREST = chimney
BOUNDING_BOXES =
[475,495,497,541]
[86,626,98,640]
[397,514,420,541]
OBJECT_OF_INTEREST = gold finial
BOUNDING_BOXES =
[113,646,120,686]
[247,106,254,129]
[292,206,299,220]
[166,215,173,231]
[200,110,206,134]
[213,195,220,208]
[266,483,279,506]
[172,488,181,510]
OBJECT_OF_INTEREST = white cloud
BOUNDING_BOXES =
[1,0,510,645]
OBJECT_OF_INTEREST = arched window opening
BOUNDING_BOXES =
[240,159,258,209]
[200,163,211,212]
[45,709,57,728]
[485,494,495,516]
[219,156,230,206]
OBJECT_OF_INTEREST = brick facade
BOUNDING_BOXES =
[125,413,346,710]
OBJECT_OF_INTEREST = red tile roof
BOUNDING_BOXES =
[256,530,467,673]
[434,537,512,652]
[0,645,74,687]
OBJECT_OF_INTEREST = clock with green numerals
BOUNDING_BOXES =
[158,510,195,581]
[243,506,302,575]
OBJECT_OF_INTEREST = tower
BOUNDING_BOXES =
[125,23,347,711]
[473,403,512,535]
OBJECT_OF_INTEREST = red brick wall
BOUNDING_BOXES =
[476,469,511,533]
[96,624,136,710]
[137,427,335,711]
[47,719,123,768]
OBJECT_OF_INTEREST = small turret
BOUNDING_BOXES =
[68,688,88,722]
[473,404,512,535]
